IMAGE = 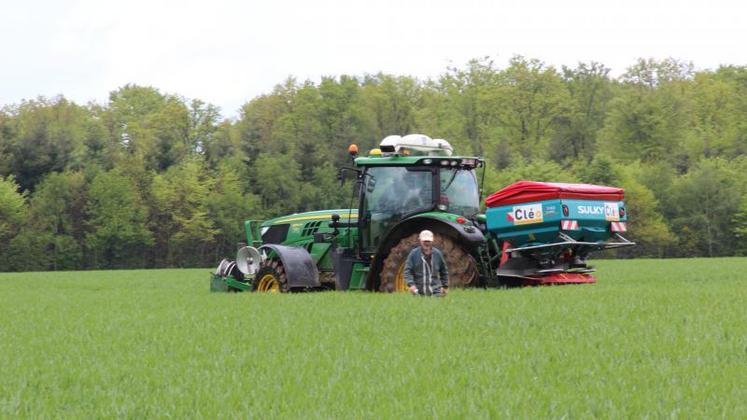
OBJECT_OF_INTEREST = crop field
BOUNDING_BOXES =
[1,258,746,418]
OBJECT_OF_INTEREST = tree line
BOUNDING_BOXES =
[1,56,747,271]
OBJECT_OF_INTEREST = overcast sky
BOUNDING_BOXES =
[1,0,745,118]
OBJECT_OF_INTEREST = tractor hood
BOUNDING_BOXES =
[262,209,358,226]
[257,209,359,246]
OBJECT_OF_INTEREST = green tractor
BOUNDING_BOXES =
[211,134,634,293]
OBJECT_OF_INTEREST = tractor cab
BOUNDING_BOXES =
[352,135,484,268]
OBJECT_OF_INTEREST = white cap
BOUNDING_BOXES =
[419,230,434,241]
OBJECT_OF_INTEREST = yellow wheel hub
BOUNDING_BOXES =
[394,263,408,292]
[257,274,280,293]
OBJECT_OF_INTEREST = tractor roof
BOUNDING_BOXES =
[352,134,483,168]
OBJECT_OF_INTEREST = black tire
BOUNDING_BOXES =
[253,259,289,293]
[379,233,478,292]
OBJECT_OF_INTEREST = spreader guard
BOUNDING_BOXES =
[525,272,597,285]
[496,268,597,286]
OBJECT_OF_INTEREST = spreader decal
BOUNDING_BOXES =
[509,203,543,225]
[604,203,620,221]
[575,202,620,221]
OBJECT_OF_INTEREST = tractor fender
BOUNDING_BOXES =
[259,244,320,289]
[367,215,485,289]
[383,215,486,250]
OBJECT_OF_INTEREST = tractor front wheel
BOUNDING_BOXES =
[379,233,478,292]
[253,259,289,293]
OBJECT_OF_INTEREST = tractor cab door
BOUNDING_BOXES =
[359,166,435,255]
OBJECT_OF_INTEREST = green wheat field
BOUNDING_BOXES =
[1,258,746,418]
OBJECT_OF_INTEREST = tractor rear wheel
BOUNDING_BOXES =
[379,233,478,292]
[253,259,289,293]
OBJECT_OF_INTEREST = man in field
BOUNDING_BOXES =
[404,230,449,297]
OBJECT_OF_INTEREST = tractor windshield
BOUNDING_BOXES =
[439,168,480,217]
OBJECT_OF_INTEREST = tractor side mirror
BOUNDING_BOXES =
[338,167,362,187]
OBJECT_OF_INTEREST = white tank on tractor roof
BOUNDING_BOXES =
[379,134,454,156]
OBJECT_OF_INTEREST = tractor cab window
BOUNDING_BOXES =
[439,168,480,217]
[365,167,433,215]
[361,166,434,253]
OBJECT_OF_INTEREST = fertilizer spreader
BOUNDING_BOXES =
[485,181,635,285]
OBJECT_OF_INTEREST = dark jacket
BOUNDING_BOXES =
[404,246,448,295]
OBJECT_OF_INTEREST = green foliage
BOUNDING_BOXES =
[598,84,688,165]
[6,229,51,271]
[616,166,674,257]
[107,84,191,172]
[2,97,90,190]
[0,109,13,175]
[22,172,87,270]
[362,74,419,139]
[632,160,678,216]
[251,152,302,215]
[86,170,153,268]
[733,195,747,255]
[306,162,354,210]
[0,176,26,268]
[483,158,578,197]
[552,62,614,162]
[204,120,244,168]
[497,57,571,162]
[429,56,573,167]
[574,154,619,185]
[3,57,747,270]
[0,176,25,239]
[669,159,743,256]
[431,57,503,157]
[151,159,217,267]
[188,99,222,155]
[621,57,694,88]
[207,163,262,260]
